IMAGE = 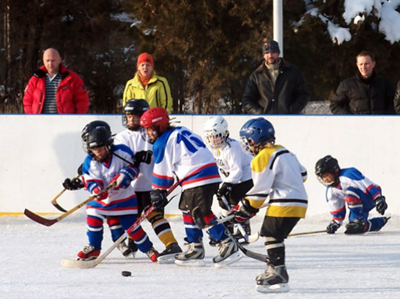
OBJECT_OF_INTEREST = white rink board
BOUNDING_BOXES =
[0,114,399,219]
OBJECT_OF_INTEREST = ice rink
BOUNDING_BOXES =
[1,212,399,299]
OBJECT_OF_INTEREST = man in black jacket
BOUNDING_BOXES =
[241,39,310,114]
[330,51,395,114]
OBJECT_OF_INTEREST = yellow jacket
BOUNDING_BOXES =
[122,72,173,113]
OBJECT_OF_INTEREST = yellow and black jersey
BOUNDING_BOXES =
[245,145,308,218]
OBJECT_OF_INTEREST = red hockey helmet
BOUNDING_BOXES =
[140,107,170,134]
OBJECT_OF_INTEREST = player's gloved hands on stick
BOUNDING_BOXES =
[230,199,259,224]
[375,196,388,215]
[110,167,137,189]
[63,177,84,190]
[326,220,341,234]
[216,183,233,210]
[150,189,168,212]
[133,150,153,167]
[92,186,108,200]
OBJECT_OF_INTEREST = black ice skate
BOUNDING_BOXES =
[175,241,205,267]
[157,243,182,264]
[212,236,242,268]
[256,264,290,293]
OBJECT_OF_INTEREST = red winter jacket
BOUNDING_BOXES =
[23,64,89,114]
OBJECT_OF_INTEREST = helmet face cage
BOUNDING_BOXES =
[86,127,113,161]
[122,99,149,131]
[203,116,229,149]
[315,155,340,186]
[81,121,112,153]
[239,118,275,156]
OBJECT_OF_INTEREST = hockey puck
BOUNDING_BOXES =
[121,271,132,277]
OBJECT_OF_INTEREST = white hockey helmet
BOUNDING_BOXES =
[203,116,229,149]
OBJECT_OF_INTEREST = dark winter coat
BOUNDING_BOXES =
[241,59,310,114]
[23,64,89,114]
[330,71,395,115]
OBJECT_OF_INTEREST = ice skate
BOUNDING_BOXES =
[175,242,205,267]
[146,247,159,262]
[256,264,290,293]
[344,219,366,234]
[157,243,182,264]
[118,238,137,258]
[213,236,242,268]
[77,245,100,261]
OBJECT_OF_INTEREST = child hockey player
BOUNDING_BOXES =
[140,107,242,267]
[76,123,158,262]
[232,117,308,293]
[202,116,253,243]
[113,99,182,262]
[315,155,389,234]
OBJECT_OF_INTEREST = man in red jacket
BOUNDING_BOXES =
[23,48,89,114]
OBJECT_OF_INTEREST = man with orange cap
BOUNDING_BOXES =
[123,53,173,113]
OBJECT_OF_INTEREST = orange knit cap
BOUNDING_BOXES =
[137,53,154,68]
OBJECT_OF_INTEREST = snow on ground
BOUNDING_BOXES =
[1,212,399,299]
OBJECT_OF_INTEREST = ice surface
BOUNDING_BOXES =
[1,213,399,299]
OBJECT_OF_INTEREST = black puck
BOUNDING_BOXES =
[121,271,132,277]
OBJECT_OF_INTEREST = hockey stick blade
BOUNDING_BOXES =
[24,209,58,227]
[236,238,269,263]
[51,174,81,213]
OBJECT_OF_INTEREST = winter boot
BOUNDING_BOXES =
[256,264,289,293]
[345,219,366,234]
[157,243,183,264]
[212,236,242,267]
[146,247,159,262]
[175,241,205,267]
[77,245,100,260]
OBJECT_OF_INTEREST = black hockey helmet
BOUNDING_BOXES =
[86,127,113,161]
[315,155,340,186]
[81,120,112,153]
[123,99,149,131]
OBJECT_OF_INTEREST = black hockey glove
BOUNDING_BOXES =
[216,183,233,199]
[133,150,153,167]
[230,199,259,224]
[375,196,387,215]
[77,163,83,175]
[326,220,341,234]
[63,177,84,190]
[150,189,168,212]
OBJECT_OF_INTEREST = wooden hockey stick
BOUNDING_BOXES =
[289,229,327,237]
[24,182,117,227]
[51,174,81,212]
[61,180,181,268]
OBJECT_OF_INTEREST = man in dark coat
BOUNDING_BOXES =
[242,39,310,114]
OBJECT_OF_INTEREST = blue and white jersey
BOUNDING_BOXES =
[152,126,222,190]
[206,137,252,184]
[114,128,153,192]
[325,167,382,224]
[81,143,139,216]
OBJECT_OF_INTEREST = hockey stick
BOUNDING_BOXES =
[51,174,81,212]
[24,182,117,227]
[289,229,327,237]
[220,195,260,243]
[62,180,180,268]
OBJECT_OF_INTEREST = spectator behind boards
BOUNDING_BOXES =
[394,79,400,114]
[241,39,310,114]
[330,51,396,114]
[23,48,89,114]
[122,53,173,114]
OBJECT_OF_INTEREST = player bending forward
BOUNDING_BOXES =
[77,123,158,262]
[315,155,389,234]
[203,116,253,244]
[114,99,182,262]
[231,117,308,293]
[140,107,242,267]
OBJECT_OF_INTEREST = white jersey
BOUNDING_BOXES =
[152,126,222,190]
[207,138,252,184]
[114,128,153,192]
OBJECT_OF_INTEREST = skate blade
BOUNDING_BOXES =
[256,283,290,293]
[214,251,243,268]
[174,259,206,267]
[157,254,177,264]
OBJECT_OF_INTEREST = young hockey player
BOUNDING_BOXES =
[113,99,182,263]
[76,123,159,262]
[63,120,136,258]
[202,116,253,243]
[315,155,389,234]
[232,117,308,293]
[140,107,242,267]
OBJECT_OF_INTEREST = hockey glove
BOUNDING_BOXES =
[230,199,259,224]
[63,177,84,190]
[375,196,388,215]
[326,220,341,234]
[216,183,233,200]
[110,166,138,189]
[133,150,153,167]
[150,189,168,212]
[92,186,108,200]
[77,163,83,175]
